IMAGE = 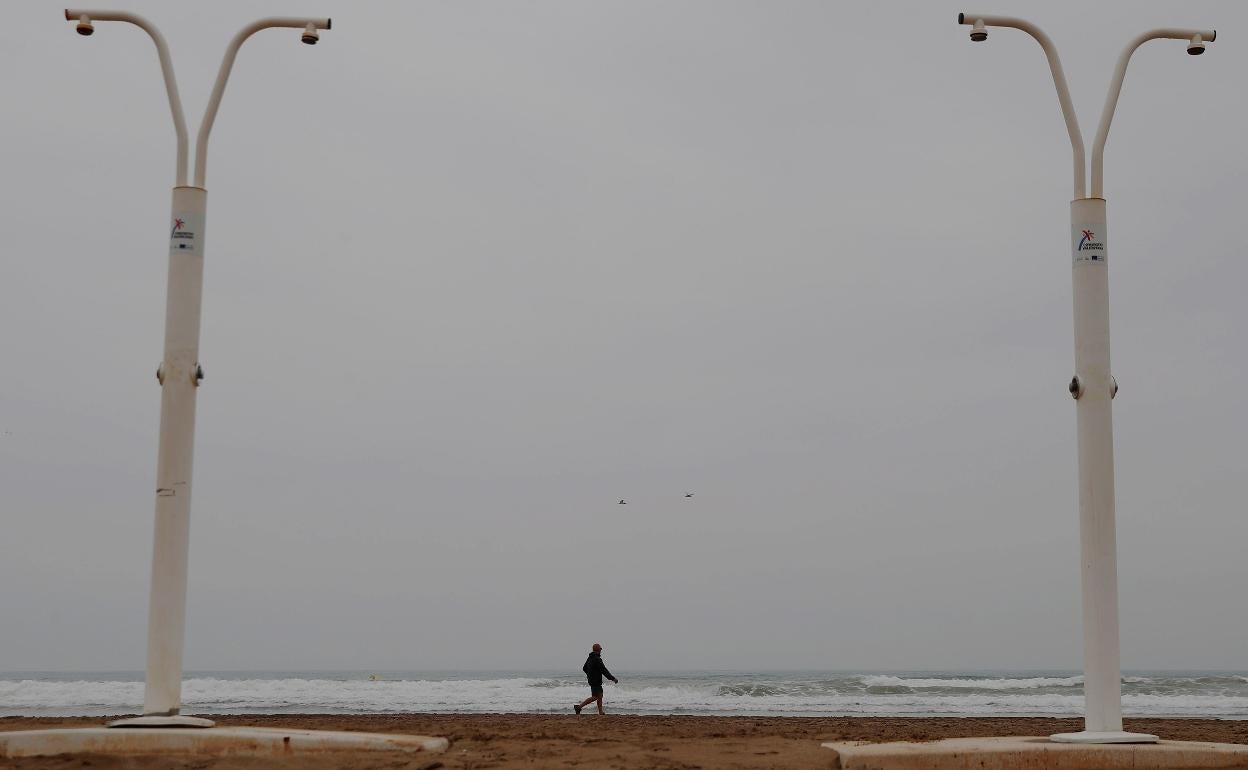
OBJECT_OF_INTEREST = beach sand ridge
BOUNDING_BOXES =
[4,714,1248,769]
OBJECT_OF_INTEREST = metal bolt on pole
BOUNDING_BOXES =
[957,13,1216,744]
[64,9,331,728]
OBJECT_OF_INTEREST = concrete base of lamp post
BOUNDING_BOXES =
[108,715,216,728]
[0,726,449,760]
[821,736,1246,770]
[1050,730,1159,744]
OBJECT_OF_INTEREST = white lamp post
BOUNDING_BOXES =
[65,9,331,728]
[957,13,1215,744]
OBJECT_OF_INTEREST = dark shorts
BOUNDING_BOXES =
[590,684,603,697]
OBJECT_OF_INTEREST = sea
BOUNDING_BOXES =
[4,671,1248,718]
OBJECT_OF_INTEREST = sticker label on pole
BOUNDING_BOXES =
[169,211,204,257]
[1072,223,1107,265]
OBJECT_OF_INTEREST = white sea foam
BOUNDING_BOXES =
[4,674,1248,718]
[860,675,1084,690]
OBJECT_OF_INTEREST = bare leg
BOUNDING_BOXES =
[576,695,596,708]
[596,694,605,715]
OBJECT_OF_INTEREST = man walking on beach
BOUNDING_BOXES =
[574,643,618,715]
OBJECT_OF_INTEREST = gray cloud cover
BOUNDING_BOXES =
[1,0,1245,673]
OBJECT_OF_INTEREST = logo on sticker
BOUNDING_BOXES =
[171,216,196,251]
[1074,228,1105,263]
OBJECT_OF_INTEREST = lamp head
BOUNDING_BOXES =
[301,22,319,45]
[958,14,988,42]
[1187,33,1205,55]
[75,13,93,35]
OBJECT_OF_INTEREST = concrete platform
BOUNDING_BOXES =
[822,736,1248,770]
[0,726,449,759]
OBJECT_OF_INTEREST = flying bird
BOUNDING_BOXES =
[684,492,694,498]
[618,499,627,505]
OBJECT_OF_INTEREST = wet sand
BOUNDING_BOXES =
[4,714,1248,769]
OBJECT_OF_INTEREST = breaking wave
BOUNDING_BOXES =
[859,675,1084,690]
[3,671,1248,718]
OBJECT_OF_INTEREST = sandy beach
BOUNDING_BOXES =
[4,714,1248,769]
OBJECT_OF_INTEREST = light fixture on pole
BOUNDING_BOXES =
[64,9,331,728]
[957,13,1215,745]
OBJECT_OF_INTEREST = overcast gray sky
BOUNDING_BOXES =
[2,0,1246,674]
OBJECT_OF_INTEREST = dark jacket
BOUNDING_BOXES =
[582,651,615,686]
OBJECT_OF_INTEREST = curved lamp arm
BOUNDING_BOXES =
[64,9,190,186]
[959,13,1086,199]
[1091,28,1216,198]
[194,17,331,188]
